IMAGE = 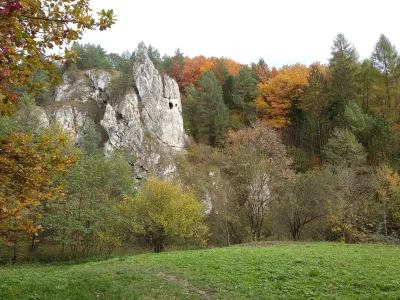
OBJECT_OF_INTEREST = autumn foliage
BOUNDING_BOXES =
[174,56,242,90]
[256,64,310,128]
[0,0,115,114]
[0,131,77,245]
[118,176,209,253]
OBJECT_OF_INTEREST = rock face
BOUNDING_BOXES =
[55,70,112,103]
[46,46,186,178]
[100,45,185,177]
[133,44,185,150]
[101,92,142,152]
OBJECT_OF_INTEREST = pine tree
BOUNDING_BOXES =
[187,71,229,147]
[297,64,329,160]
[232,66,259,126]
[328,34,359,127]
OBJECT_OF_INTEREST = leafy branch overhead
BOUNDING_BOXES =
[0,0,116,114]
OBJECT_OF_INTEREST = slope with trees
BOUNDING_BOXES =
[3,4,400,263]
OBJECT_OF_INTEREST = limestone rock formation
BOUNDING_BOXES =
[100,44,186,177]
[37,107,50,128]
[132,44,185,150]
[46,45,186,178]
[55,70,112,103]
[101,92,142,152]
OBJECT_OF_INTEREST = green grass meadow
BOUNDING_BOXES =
[0,243,399,299]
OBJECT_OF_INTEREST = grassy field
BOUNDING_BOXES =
[0,242,399,299]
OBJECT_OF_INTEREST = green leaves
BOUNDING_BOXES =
[0,99,78,246]
[186,70,229,147]
[371,34,399,75]
[42,151,134,257]
[323,128,366,168]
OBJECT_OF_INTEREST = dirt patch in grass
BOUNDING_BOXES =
[238,240,306,247]
[157,271,212,299]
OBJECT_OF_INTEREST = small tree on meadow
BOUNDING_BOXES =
[119,176,209,252]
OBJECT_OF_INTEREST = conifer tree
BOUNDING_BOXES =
[328,34,359,127]
[187,70,229,147]
[370,34,400,123]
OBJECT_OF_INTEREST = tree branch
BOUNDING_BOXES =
[18,14,89,26]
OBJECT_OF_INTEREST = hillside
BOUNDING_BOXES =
[1,243,399,299]
[2,0,400,262]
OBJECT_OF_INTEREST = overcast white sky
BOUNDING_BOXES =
[80,0,400,68]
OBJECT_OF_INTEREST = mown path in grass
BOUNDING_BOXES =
[0,243,399,299]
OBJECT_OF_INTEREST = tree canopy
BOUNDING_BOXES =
[0,0,115,114]
[119,176,209,252]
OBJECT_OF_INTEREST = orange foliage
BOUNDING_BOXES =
[256,64,310,128]
[180,56,214,88]
[167,61,183,83]
[270,67,279,79]
[227,128,256,144]
[178,56,242,90]
[0,0,115,115]
[255,65,269,84]
[223,58,241,76]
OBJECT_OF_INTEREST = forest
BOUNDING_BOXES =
[1,0,400,264]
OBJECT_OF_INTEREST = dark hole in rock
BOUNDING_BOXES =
[169,102,173,109]
[175,103,177,107]
[116,112,123,120]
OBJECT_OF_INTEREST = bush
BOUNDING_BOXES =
[118,176,209,252]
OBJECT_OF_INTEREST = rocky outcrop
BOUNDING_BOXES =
[54,106,86,130]
[86,70,112,100]
[99,44,186,177]
[37,107,50,128]
[101,91,143,153]
[133,44,185,150]
[55,73,91,103]
[46,45,186,178]
[54,70,112,103]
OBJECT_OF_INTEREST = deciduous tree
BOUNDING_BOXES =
[224,122,293,240]
[273,168,333,240]
[119,176,208,252]
[43,151,134,257]
[0,0,115,114]
[256,64,310,128]
[0,124,77,261]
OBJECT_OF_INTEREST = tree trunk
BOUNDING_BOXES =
[12,233,17,264]
[225,218,230,246]
[383,199,388,236]
[153,238,164,253]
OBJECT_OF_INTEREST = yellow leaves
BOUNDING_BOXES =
[378,165,400,200]
[224,58,241,76]
[381,165,400,188]
[393,211,400,225]
[119,176,209,250]
[0,129,77,241]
